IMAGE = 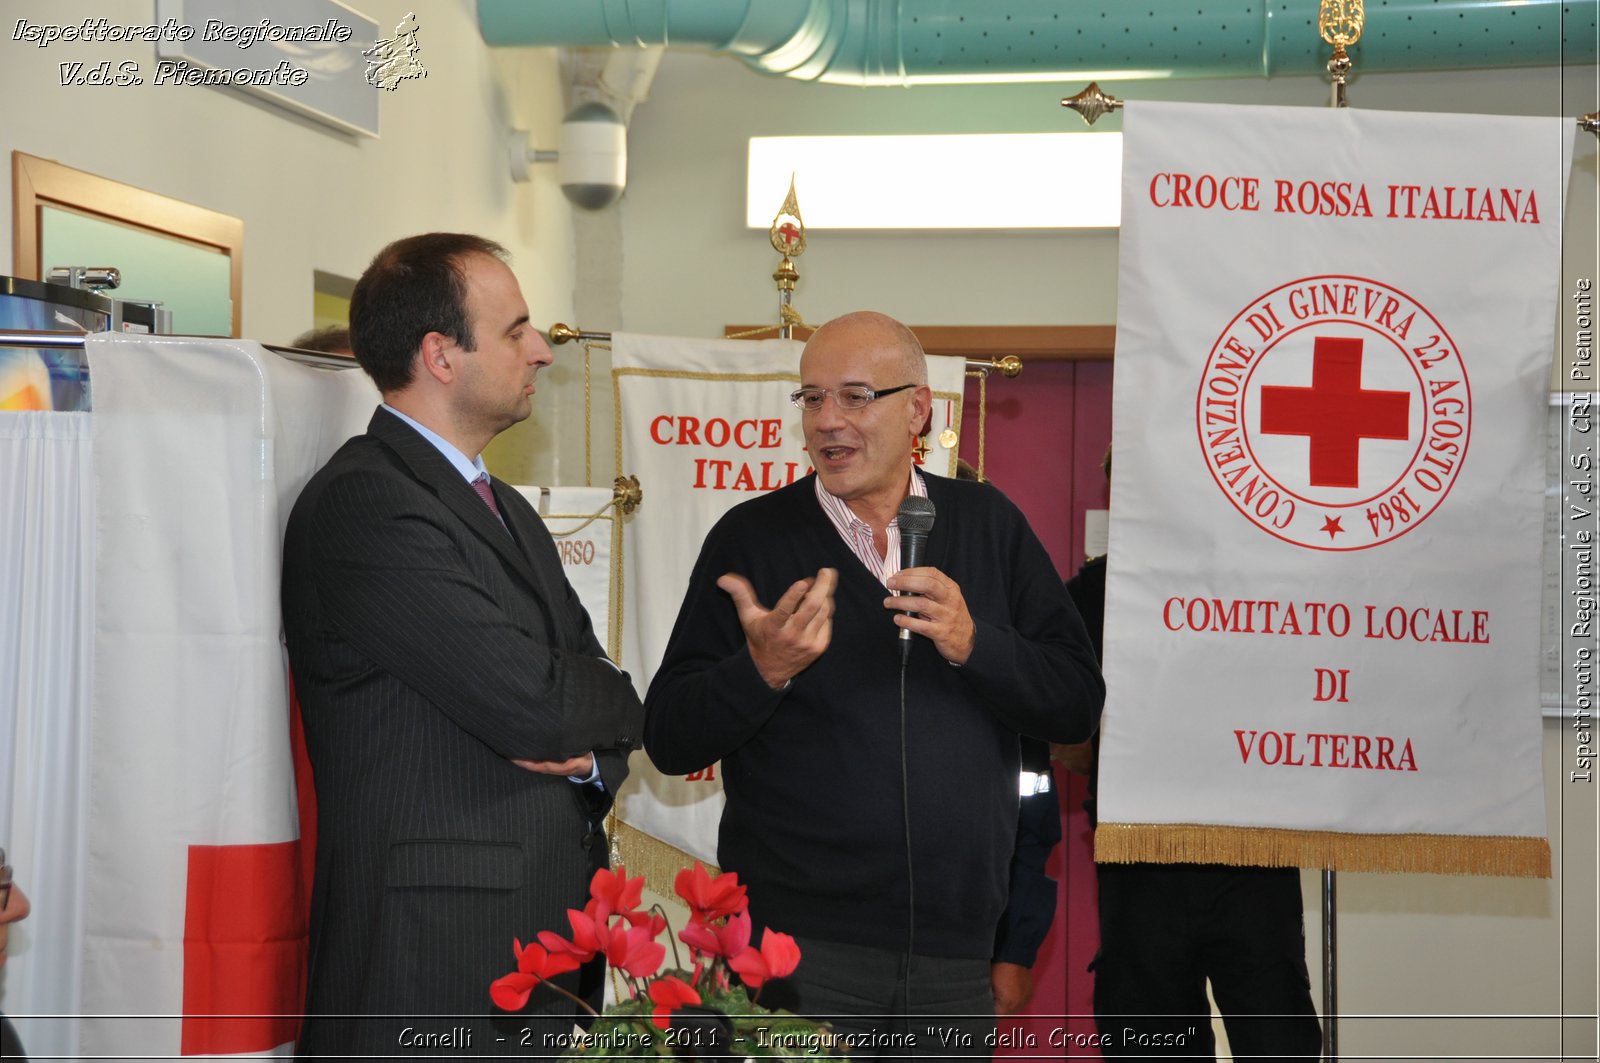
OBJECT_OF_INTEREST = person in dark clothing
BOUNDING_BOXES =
[952,460,1066,1017]
[1068,445,1321,1061]
[1091,861,1321,1061]
[990,737,1064,1015]
[281,234,643,1057]
[644,311,1103,1057]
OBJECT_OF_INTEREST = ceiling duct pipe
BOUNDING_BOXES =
[479,0,1595,86]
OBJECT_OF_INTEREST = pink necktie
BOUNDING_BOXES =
[472,473,506,525]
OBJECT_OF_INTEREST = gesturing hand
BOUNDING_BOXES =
[718,567,837,689]
[885,566,976,664]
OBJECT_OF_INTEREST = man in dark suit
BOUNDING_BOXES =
[282,233,643,1058]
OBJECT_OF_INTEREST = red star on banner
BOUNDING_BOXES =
[1320,514,1345,539]
[180,683,317,1056]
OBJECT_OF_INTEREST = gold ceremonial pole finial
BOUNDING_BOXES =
[1320,0,1365,108]
[769,176,807,339]
[612,474,642,516]
[769,175,807,261]
[547,322,583,344]
[1581,112,1600,137]
[1061,82,1124,127]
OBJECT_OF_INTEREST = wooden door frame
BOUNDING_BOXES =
[13,152,244,337]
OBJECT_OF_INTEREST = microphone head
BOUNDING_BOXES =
[897,495,936,536]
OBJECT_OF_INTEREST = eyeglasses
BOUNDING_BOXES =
[789,383,916,411]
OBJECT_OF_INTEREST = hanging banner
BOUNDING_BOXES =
[513,485,622,661]
[611,332,966,876]
[1099,102,1570,876]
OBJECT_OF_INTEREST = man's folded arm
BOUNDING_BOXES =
[307,473,642,759]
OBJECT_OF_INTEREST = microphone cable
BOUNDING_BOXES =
[890,494,934,1031]
[897,640,917,1031]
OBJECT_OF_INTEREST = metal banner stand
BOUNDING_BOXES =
[1319,4,1364,1056]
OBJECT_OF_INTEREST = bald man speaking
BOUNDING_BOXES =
[645,310,1102,1058]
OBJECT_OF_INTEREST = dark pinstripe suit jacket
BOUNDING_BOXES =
[282,408,643,1057]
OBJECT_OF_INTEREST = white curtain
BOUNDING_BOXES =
[0,410,93,1059]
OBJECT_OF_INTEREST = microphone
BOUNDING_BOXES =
[896,496,936,661]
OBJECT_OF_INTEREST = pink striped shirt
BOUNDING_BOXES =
[813,468,929,586]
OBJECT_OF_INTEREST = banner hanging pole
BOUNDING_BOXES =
[1323,867,1338,1062]
[1317,3,1364,1057]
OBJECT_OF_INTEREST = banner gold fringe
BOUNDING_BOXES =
[1095,823,1551,878]
[611,820,719,899]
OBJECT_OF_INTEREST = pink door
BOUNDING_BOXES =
[959,359,1112,1057]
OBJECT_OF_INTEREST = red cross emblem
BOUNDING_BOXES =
[777,222,801,249]
[1259,336,1410,488]
[1196,275,1469,550]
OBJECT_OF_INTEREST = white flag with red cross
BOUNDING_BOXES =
[1098,102,1570,876]
[73,335,371,1057]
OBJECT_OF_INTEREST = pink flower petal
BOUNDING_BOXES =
[490,972,536,1011]
[758,929,801,979]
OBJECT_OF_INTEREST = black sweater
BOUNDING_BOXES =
[644,473,1103,959]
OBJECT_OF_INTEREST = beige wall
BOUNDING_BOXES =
[0,0,576,484]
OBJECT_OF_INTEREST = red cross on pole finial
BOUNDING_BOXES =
[1259,336,1410,488]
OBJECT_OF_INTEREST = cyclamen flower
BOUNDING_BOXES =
[647,975,701,1030]
[538,907,603,963]
[673,864,748,923]
[539,913,665,981]
[727,928,801,990]
[488,862,807,1035]
[615,907,670,936]
[588,865,646,921]
[678,909,752,960]
[602,922,667,979]
[489,972,542,1013]
[489,939,582,1011]
[515,936,583,979]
